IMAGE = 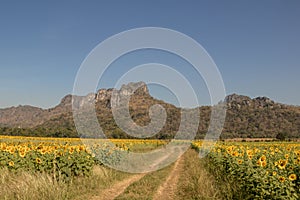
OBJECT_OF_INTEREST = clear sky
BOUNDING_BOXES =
[0,0,299,108]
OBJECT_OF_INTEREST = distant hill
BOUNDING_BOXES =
[0,82,299,139]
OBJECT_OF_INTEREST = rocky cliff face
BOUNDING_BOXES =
[225,93,285,110]
[95,81,149,108]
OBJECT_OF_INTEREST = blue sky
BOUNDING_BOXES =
[0,0,299,108]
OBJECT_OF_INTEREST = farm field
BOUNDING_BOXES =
[192,141,300,199]
[0,135,299,199]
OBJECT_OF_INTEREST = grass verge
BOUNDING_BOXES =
[175,149,222,200]
[115,164,173,200]
[0,165,130,200]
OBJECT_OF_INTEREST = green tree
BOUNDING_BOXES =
[276,132,286,141]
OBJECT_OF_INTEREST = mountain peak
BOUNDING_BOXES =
[119,81,149,96]
[96,81,149,103]
[225,93,251,103]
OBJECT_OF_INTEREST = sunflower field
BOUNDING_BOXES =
[193,141,300,199]
[0,135,171,180]
[0,135,132,181]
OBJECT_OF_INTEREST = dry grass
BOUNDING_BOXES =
[115,164,173,200]
[0,165,130,200]
[0,168,69,200]
[176,149,222,200]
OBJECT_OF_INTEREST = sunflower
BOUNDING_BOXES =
[278,160,287,170]
[257,159,267,167]
[246,150,253,156]
[19,151,26,158]
[297,157,300,163]
[232,151,239,157]
[289,174,297,181]
[279,176,285,183]
[8,161,14,167]
[238,160,243,165]
[69,148,74,154]
[257,160,262,166]
[9,148,15,154]
[261,161,267,167]
[260,155,266,162]
[36,158,42,164]
[1,144,6,151]
[57,151,64,157]
[40,149,47,155]
[285,154,289,159]
[79,145,85,151]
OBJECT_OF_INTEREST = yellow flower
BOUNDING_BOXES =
[257,159,267,167]
[8,161,14,167]
[232,151,239,157]
[260,155,266,162]
[278,176,285,183]
[40,149,47,155]
[36,158,42,164]
[19,151,26,158]
[246,150,253,156]
[289,174,297,181]
[69,148,74,154]
[238,160,243,165]
[277,160,287,170]
[9,148,15,154]
[257,160,262,166]
[285,154,289,159]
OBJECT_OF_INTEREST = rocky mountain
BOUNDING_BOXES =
[222,94,300,138]
[0,82,299,139]
[0,82,149,128]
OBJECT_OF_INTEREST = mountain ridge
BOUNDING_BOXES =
[0,82,299,139]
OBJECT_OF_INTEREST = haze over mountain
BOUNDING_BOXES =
[0,82,299,139]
